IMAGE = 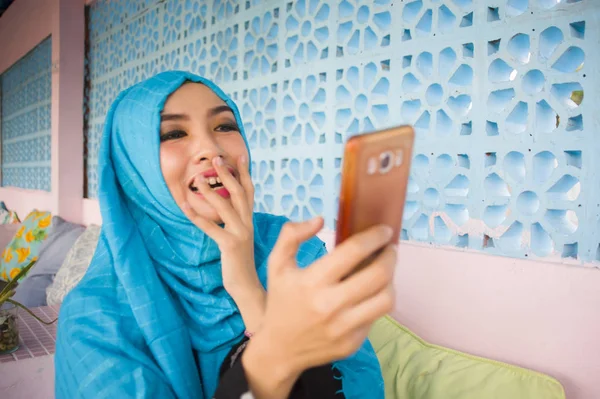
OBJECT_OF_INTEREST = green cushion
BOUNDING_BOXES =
[368,316,565,399]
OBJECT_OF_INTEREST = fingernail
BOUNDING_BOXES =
[214,157,223,166]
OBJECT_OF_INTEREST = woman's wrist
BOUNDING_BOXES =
[228,281,266,334]
[241,331,300,399]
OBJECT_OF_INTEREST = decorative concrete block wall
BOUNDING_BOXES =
[0,37,52,191]
[84,0,599,264]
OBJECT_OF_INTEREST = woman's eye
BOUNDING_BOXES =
[215,124,240,133]
[160,130,187,142]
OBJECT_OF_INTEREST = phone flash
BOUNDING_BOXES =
[368,157,377,175]
[395,150,404,167]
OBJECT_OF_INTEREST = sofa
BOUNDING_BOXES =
[0,206,100,307]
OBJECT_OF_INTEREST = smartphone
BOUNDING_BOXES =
[335,125,415,270]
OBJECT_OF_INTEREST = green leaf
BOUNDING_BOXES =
[0,259,37,298]
[6,299,57,325]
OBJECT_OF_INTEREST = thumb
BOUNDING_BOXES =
[268,217,324,276]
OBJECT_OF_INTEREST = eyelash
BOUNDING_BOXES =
[159,130,187,142]
[215,123,240,133]
[159,124,240,143]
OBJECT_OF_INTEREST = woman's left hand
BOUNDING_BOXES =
[182,155,265,332]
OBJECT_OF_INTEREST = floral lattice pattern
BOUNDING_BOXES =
[251,160,276,213]
[404,153,471,245]
[400,45,474,138]
[284,0,330,67]
[281,158,324,221]
[486,24,586,139]
[400,0,475,40]
[243,9,279,79]
[337,0,392,56]
[77,0,598,264]
[208,26,239,84]
[282,74,327,145]
[482,150,582,257]
[335,61,390,143]
[240,84,278,150]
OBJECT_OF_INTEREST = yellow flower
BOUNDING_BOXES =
[38,214,51,229]
[3,249,13,263]
[1,269,7,281]
[26,230,36,243]
[10,268,21,281]
[15,225,25,239]
[15,247,30,263]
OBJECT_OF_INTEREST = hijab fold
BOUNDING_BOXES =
[55,71,383,399]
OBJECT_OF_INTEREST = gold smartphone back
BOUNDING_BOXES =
[336,125,415,246]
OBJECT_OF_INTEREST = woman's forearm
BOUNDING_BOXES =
[229,282,266,334]
[241,333,300,399]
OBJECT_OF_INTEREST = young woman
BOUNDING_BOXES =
[55,71,396,399]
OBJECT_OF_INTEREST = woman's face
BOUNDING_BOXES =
[160,83,249,223]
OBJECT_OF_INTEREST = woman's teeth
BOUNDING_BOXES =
[189,176,223,192]
[208,177,222,186]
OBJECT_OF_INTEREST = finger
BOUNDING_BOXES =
[333,325,371,360]
[309,225,394,284]
[336,284,395,333]
[237,155,255,219]
[181,202,228,243]
[332,245,396,309]
[213,157,252,226]
[268,217,324,276]
[193,176,245,230]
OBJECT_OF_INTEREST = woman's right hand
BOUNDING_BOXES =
[242,217,396,398]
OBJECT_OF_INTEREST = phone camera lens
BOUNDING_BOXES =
[382,155,390,169]
[380,151,394,174]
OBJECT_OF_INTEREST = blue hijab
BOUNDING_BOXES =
[55,71,383,398]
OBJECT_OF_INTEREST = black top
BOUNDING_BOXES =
[213,337,345,399]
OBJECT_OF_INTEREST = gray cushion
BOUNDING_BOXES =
[30,216,85,276]
[12,275,54,307]
[13,216,84,307]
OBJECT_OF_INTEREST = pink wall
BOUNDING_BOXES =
[0,187,52,216]
[50,0,85,222]
[82,198,101,226]
[0,0,84,223]
[0,0,53,75]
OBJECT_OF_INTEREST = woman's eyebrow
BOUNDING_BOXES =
[160,113,189,122]
[208,105,234,117]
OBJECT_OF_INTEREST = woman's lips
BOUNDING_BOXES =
[191,186,231,199]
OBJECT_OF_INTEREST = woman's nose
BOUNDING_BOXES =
[190,137,224,164]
